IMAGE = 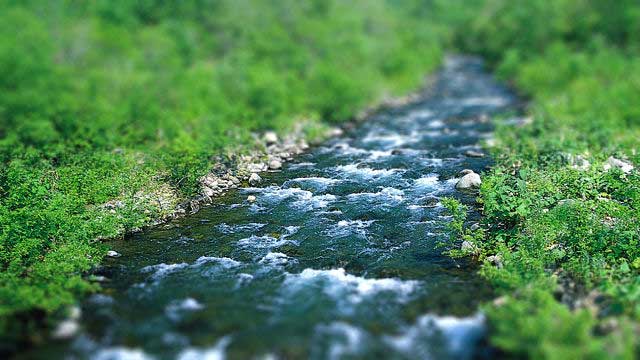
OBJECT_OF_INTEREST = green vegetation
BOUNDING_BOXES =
[447,0,640,357]
[3,0,640,357]
[0,0,448,347]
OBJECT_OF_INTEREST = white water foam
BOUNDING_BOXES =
[385,313,485,360]
[326,219,375,238]
[283,268,418,305]
[194,256,241,268]
[335,164,401,179]
[312,322,367,359]
[165,298,204,322]
[245,186,336,210]
[236,235,298,249]
[93,347,152,360]
[286,177,342,191]
[258,252,293,266]
[140,263,188,281]
[361,131,420,148]
[216,223,266,234]
[414,174,440,188]
[346,187,404,202]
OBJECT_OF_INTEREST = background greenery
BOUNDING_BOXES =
[2,0,640,357]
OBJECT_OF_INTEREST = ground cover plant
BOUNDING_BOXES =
[447,0,640,357]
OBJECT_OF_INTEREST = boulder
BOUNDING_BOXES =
[456,172,482,189]
[247,195,257,203]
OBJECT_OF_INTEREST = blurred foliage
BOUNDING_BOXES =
[0,0,448,349]
[452,0,640,357]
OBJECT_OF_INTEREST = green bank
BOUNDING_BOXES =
[448,0,640,358]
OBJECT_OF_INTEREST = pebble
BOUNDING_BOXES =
[106,250,121,258]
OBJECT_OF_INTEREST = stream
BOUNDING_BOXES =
[30,56,517,359]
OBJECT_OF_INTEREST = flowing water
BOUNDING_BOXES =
[30,57,518,359]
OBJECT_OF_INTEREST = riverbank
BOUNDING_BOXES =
[448,1,640,357]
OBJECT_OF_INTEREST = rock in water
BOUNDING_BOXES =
[249,173,262,186]
[456,172,482,189]
[247,195,257,203]
[106,250,121,258]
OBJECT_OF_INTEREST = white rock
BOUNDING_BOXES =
[247,195,257,203]
[249,173,262,186]
[51,320,79,339]
[603,157,634,173]
[263,131,278,145]
[456,172,482,189]
[106,250,121,258]
[268,159,282,170]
